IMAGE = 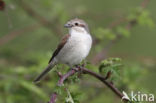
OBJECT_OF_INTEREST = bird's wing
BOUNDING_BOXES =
[34,34,70,83]
[48,34,70,63]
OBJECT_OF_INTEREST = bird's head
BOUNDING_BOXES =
[64,18,89,34]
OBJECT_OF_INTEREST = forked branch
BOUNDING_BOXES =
[49,67,128,103]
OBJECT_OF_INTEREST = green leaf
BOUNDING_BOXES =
[137,10,155,28]
[127,7,155,28]
[99,58,122,81]
[94,28,116,40]
[54,86,65,95]
[65,89,80,103]
[116,26,130,37]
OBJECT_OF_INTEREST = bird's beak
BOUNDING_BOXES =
[64,23,72,28]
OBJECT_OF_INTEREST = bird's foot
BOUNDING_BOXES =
[81,60,87,67]
[74,65,84,77]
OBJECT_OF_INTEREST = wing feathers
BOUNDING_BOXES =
[48,34,70,63]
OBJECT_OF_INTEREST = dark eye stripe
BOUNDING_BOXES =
[79,24,85,27]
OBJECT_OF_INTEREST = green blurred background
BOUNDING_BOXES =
[0,0,156,103]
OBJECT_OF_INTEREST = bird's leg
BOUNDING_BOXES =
[81,60,87,67]
[75,65,83,78]
[71,66,78,72]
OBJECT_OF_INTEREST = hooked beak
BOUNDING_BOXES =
[64,23,73,28]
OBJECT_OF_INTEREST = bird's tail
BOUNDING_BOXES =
[33,61,57,83]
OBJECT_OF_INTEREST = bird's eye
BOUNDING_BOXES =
[75,22,79,26]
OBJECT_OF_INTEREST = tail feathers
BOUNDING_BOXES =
[33,61,56,83]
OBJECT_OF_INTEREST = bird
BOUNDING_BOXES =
[34,18,92,83]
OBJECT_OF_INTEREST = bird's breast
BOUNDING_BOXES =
[69,33,92,53]
[56,32,92,66]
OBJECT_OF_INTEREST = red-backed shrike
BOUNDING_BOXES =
[34,18,92,82]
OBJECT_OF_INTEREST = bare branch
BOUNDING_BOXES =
[49,67,128,103]
[58,69,76,86]
[49,92,57,103]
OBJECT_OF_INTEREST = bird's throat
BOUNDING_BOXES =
[69,27,88,35]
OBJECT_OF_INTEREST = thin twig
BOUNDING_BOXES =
[81,67,124,98]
